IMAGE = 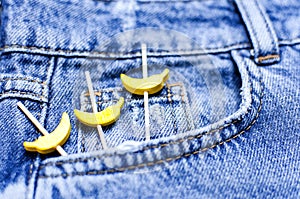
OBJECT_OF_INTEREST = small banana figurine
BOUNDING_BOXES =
[17,102,70,156]
[74,97,124,127]
[23,112,71,154]
[120,69,169,95]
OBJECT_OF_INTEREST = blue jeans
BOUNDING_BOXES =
[0,0,299,198]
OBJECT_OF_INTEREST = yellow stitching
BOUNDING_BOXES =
[245,125,252,131]
[156,160,164,164]
[136,164,146,168]
[107,169,115,173]
[87,171,97,175]
[174,156,181,161]
[117,167,126,171]
[166,82,185,102]
[257,54,280,62]
[166,83,174,103]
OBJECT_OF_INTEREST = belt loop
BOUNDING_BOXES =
[234,0,280,65]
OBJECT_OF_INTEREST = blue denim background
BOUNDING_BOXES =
[0,0,299,198]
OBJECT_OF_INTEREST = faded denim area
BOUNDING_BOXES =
[0,0,299,199]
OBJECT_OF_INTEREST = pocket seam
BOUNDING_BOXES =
[0,77,47,85]
[0,90,46,100]
[0,59,51,102]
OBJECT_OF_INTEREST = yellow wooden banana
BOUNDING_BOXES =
[74,97,124,127]
[120,69,169,95]
[23,112,71,154]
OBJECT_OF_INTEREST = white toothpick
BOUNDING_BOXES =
[141,43,150,141]
[85,71,108,150]
[17,102,68,156]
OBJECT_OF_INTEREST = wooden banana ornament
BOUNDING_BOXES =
[120,44,169,141]
[17,102,70,156]
[23,112,71,154]
[74,97,124,127]
[120,68,169,95]
[74,71,125,149]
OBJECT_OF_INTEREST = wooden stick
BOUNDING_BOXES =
[17,102,68,156]
[141,44,150,141]
[85,71,108,150]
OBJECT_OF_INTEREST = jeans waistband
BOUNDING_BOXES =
[0,0,299,62]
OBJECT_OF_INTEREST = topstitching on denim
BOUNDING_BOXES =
[0,57,52,102]
[0,43,251,58]
[0,37,299,59]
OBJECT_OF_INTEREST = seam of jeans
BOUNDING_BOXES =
[180,83,195,130]
[257,54,280,63]
[279,38,300,46]
[167,84,178,135]
[0,90,45,100]
[0,58,51,102]
[0,77,47,85]
[40,58,51,101]
[0,42,249,55]
[0,38,299,58]
[167,82,186,102]
[38,57,260,173]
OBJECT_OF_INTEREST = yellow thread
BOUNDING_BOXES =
[258,54,280,63]
[245,125,252,131]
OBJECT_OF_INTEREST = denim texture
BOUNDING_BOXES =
[0,0,299,198]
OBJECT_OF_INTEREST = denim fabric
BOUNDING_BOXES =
[0,0,299,198]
